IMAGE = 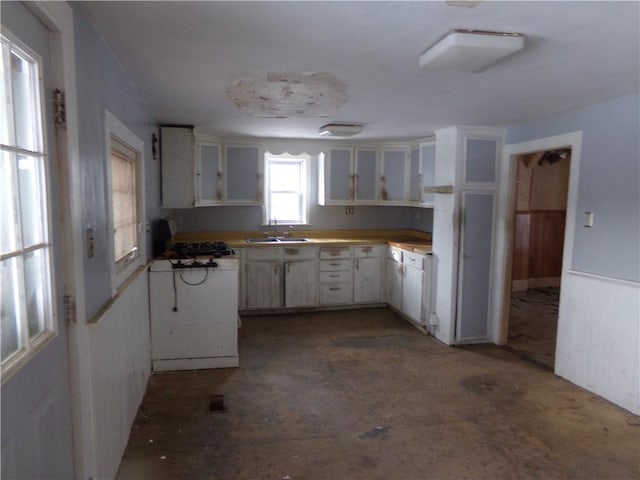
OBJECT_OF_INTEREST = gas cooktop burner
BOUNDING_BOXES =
[170,241,234,258]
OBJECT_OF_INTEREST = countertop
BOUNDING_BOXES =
[175,229,433,254]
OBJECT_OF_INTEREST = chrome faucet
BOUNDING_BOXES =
[272,218,277,238]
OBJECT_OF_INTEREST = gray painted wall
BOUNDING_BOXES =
[506,93,640,282]
[73,4,161,319]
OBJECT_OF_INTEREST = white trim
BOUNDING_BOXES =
[104,110,146,296]
[26,2,95,478]
[491,131,583,345]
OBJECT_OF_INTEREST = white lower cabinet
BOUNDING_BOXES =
[386,246,432,326]
[285,259,317,308]
[245,260,281,309]
[319,246,353,305]
[354,245,384,304]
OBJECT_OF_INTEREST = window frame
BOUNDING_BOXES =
[104,110,145,295]
[0,31,57,375]
[263,152,310,226]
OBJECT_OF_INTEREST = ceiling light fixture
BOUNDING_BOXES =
[318,123,363,137]
[419,29,525,73]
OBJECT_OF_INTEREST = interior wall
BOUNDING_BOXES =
[73,4,161,319]
[505,92,640,415]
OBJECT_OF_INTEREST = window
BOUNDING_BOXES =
[104,111,145,293]
[0,34,55,367]
[264,153,309,225]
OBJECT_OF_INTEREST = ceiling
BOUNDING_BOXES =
[78,1,640,141]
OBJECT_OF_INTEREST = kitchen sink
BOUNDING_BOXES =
[245,237,310,244]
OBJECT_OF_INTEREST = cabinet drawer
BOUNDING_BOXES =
[282,246,317,260]
[319,259,352,272]
[319,271,351,283]
[319,283,353,305]
[245,248,282,261]
[403,250,424,270]
[320,246,352,259]
[354,245,384,258]
[387,246,402,262]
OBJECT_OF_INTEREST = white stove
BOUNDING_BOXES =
[148,255,239,371]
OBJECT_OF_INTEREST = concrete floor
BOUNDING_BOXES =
[508,287,559,369]
[117,308,640,480]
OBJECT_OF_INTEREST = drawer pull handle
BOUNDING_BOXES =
[330,262,340,266]
[329,287,340,291]
[329,274,340,278]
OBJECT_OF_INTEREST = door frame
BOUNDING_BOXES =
[25,2,93,478]
[490,131,582,345]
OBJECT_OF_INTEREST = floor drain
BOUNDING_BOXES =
[209,394,226,413]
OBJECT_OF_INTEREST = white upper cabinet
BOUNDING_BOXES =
[225,145,262,204]
[380,148,408,203]
[354,149,378,204]
[195,140,222,206]
[463,137,498,187]
[409,141,435,206]
[161,126,195,208]
[319,147,379,205]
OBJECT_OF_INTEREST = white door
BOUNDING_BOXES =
[385,257,402,310]
[285,260,317,307]
[354,257,382,303]
[245,261,281,308]
[1,3,74,478]
[456,192,495,342]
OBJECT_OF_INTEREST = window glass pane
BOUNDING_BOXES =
[0,41,11,146]
[271,192,300,222]
[270,162,301,191]
[0,151,17,254]
[11,50,37,152]
[24,249,49,339]
[18,154,45,247]
[1,257,22,362]
[111,152,137,262]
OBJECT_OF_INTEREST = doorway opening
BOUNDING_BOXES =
[505,148,571,369]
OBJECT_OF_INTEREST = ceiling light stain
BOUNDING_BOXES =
[226,72,349,118]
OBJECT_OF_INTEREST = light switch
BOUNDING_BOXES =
[86,228,95,257]
[584,211,594,228]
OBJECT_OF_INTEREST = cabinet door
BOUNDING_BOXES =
[285,260,317,307]
[402,263,423,324]
[409,147,421,202]
[245,261,281,309]
[161,126,194,208]
[420,142,436,205]
[354,149,377,203]
[381,149,408,202]
[385,257,402,310]
[464,137,497,185]
[225,146,262,203]
[327,148,353,203]
[354,257,382,304]
[195,142,222,205]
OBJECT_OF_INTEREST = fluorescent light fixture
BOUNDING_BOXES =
[419,29,524,73]
[318,123,363,137]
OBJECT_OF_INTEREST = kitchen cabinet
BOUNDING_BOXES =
[195,140,222,205]
[244,248,282,309]
[160,126,195,208]
[243,247,318,309]
[318,148,378,205]
[284,247,318,307]
[353,245,384,304]
[225,145,262,204]
[380,148,408,203]
[385,246,432,326]
[409,141,436,206]
[318,246,353,305]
